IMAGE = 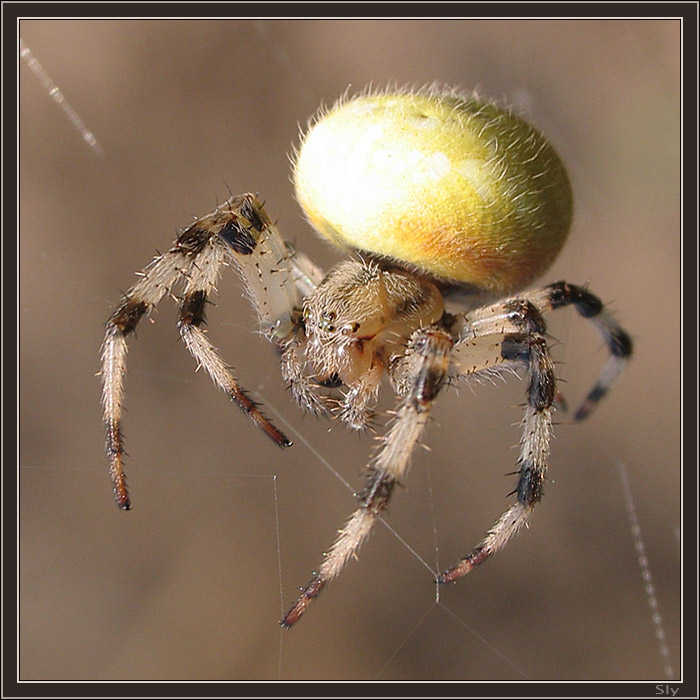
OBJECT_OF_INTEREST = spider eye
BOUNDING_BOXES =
[317,310,337,333]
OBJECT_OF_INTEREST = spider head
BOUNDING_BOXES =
[302,261,390,383]
[301,260,445,387]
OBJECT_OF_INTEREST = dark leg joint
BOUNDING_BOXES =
[240,195,267,233]
[178,290,208,327]
[108,299,147,336]
[549,281,603,318]
[527,338,555,411]
[409,328,452,408]
[501,335,555,411]
[504,299,547,334]
[176,223,214,257]
[413,367,446,408]
[607,327,633,358]
[218,196,267,255]
[501,334,528,363]
[218,218,258,255]
[516,460,544,505]
[358,470,395,514]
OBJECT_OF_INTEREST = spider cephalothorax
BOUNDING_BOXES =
[301,260,445,427]
[100,87,632,628]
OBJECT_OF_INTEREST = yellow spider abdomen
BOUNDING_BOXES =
[293,89,573,293]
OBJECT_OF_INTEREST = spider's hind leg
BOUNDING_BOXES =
[525,282,633,420]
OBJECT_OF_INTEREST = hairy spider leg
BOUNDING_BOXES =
[437,283,632,583]
[438,299,555,583]
[523,282,633,419]
[281,326,454,628]
[101,195,300,509]
[101,250,193,510]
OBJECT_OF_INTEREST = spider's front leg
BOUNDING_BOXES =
[101,247,194,509]
[100,194,305,509]
[281,326,454,628]
[175,195,306,446]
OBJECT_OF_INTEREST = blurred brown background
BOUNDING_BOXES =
[19,19,680,681]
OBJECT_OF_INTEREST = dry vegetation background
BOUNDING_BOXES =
[19,18,680,681]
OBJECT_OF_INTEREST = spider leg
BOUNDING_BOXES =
[437,299,558,583]
[450,282,632,419]
[101,194,303,509]
[438,309,556,584]
[280,338,331,417]
[281,326,454,628]
[101,246,199,509]
[337,361,384,430]
[438,284,631,584]
[285,241,324,298]
[219,196,335,418]
[176,239,292,448]
[171,196,309,442]
[523,282,633,419]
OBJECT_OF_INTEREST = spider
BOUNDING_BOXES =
[100,87,632,629]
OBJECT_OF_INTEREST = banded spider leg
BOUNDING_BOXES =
[281,281,632,626]
[281,326,455,628]
[100,194,305,509]
[438,282,633,583]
